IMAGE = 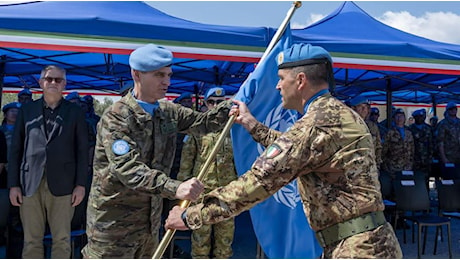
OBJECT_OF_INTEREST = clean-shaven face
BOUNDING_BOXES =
[276,69,301,110]
[138,67,172,101]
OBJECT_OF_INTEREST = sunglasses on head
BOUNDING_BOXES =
[207,99,225,105]
[43,77,65,84]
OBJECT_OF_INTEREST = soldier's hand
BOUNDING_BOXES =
[165,206,188,231]
[175,177,204,201]
[231,100,258,132]
[9,187,23,206]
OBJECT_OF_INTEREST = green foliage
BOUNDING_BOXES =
[94,97,114,116]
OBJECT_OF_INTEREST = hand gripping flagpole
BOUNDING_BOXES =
[152,2,301,258]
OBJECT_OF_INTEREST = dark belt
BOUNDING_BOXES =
[315,211,386,248]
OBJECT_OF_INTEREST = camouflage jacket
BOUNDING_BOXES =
[437,117,460,163]
[86,92,231,240]
[408,123,433,170]
[365,119,383,166]
[382,126,414,173]
[177,132,237,193]
[186,93,383,232]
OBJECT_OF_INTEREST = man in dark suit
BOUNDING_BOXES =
[8,65,88,258]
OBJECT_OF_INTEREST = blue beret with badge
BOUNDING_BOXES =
[2,102,21,113]
[129,43,173,72]
[348,95,370,106]
[277,43,332,69]
[18,88,32,97]
[371,107,379,114]
[412,109,425,117]
[173,92,193,103]
[446,101,457,110]
[393,108,405,117]
[204,87,225,100]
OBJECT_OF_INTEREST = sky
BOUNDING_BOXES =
[147,1,460,45]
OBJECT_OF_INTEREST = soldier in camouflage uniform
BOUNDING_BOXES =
[437,102,460,164]
[381,108,414,178]
[166,43,402,259]
[82,44,233,258]
[408,109,433,183]
[348,96,383,169]
[177,87,237,259]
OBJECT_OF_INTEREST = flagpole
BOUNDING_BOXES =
[152,2,301,258]
[259,1,302,63]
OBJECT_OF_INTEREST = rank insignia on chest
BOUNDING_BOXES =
[112,139,130,155]
[266,144,282,159]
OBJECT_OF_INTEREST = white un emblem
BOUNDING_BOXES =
[261,103,301,209]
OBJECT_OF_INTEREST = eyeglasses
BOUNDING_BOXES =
[206,99,225,105]
[43,77,65,83]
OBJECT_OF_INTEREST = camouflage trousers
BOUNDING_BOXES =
[191,217,235,258]
[82,230,158,258]
[322,222,402,259]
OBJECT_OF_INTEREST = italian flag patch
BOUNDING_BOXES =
[266,144,282,159]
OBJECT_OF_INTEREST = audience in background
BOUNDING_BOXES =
[17,89,33,105]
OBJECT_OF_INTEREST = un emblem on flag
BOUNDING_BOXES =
[261,102,301,209]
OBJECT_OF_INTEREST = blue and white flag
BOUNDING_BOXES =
[231,26,322,258]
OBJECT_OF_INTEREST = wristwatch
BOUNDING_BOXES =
[181,210,191,229]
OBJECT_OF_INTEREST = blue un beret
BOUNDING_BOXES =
[204,87,225,100]
[371,107,379,114]
[2,102,21,113]
[412,109,425,117]
[173,92,193,103]
[277,43,332,69]
[129,44,173,72]
[348,95,370,106]
[393,108,405,117]
[65,91,80,101]
[18,88,32,97]
[446,102,457,110]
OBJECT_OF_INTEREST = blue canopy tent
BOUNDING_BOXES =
[1,1,460,108]
[292,1,460,105]
[0,1,273,97]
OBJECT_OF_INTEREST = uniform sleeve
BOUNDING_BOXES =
[177,135,197,181]
[374,128,383,166]
[175,100,232,136]
[186,123,321,229]
[98,108,180,199]
[248,121,282,148]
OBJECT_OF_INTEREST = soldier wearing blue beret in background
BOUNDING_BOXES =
[408,109,433,186]
[348,95,383,169]
[437,102,460,164]
[65,91,81,105]
[1,102,21,152]
[173,92,193,108]
[166,43,402,258]
[177,86,237,258]
[17,88,33,105]
[382,108,414,180]
[83,43,233,258]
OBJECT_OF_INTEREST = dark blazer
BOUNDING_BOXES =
[8,98,88,197]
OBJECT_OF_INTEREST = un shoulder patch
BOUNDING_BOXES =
[266,144,282,159]
[112,140,130,156]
